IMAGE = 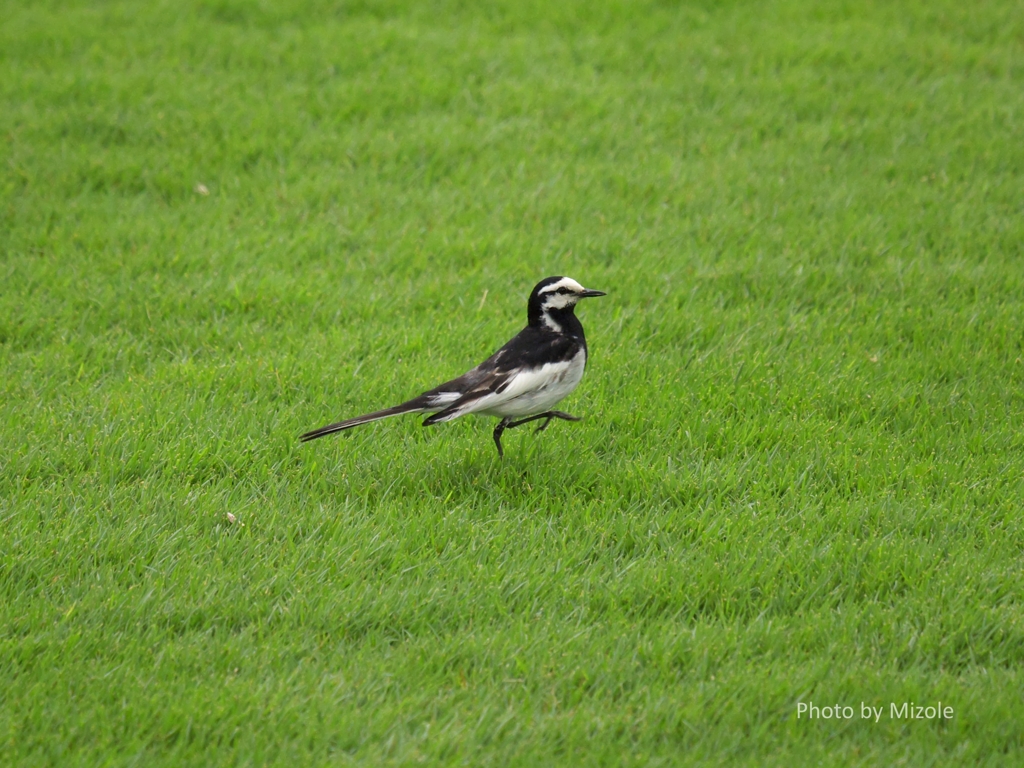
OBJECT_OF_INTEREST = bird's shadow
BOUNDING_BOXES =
[402,422,595,503]
[296,417,607,510]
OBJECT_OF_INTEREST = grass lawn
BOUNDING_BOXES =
[3,0,1023,764]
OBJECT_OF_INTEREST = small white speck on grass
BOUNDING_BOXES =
[195,183,210,196]
[226,512,243,526]
[868,354,879,363]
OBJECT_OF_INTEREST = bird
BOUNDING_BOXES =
[300,276,606,458]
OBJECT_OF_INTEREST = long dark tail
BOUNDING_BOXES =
[300,402,425,442]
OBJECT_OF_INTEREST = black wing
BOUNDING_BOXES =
[420,326,583,424]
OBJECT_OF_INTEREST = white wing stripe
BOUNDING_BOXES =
[425,391,462,408]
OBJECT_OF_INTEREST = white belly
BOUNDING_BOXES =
[482,350,587,418]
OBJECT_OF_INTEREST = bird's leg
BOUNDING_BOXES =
[534,410,582,432]
[495,412,583,456]
[492,417,511,459]
[548,410,582,422]
[505,410,582,433]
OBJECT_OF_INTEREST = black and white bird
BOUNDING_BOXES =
[300,276,606,457]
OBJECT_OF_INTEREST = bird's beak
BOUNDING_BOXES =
[580,289,607,298]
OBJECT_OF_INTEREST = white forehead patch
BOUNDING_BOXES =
[539,277,584,295]
[540,277,587,311]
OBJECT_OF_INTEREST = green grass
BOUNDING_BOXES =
[3,0,1023,764]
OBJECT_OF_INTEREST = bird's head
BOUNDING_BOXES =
[528,276,606,330]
